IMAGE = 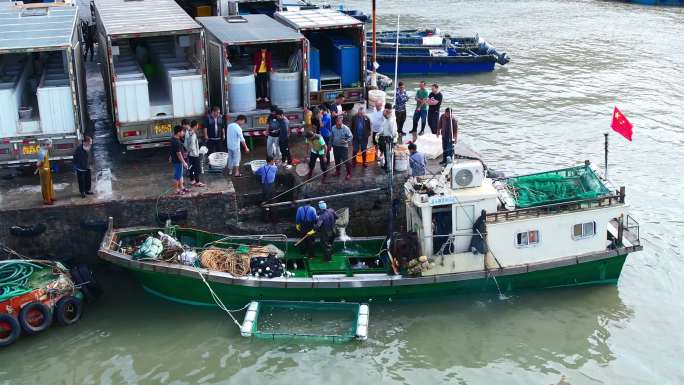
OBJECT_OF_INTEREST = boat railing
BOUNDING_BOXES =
[625,215,640,246]
[486,192,625,223]
[206,234,289,253]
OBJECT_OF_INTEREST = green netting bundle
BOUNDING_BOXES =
[508,166,610,208]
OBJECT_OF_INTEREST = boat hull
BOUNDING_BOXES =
[372,55,497,75]
[127,253,629,306]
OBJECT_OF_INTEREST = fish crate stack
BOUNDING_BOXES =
[146,37,204,118]
[37,54,75,134]
[113,44,151,122]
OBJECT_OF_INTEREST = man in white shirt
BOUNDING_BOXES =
[370,99,384,150]
[226,115,250,177]
[379,103,398,170]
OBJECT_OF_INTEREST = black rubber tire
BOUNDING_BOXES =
[70,265,101,303]
[157,209,188,223]
[54,296,83,326]
[79,219,108,232]
[0,314,21,347]
[19,302,53,334]
[9,223,47,237]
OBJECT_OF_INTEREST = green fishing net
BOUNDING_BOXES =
[507,166,610,208]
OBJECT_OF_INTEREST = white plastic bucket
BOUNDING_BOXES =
[394,144,409,172]
[309,78,319,92]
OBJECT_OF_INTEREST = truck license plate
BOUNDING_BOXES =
[22,144,39,156]
[256,115,269,126]
[153,123,173,136]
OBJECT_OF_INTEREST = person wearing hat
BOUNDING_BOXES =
[295,203,318,259]
[437,107,458,165]
[314,201,338,262]
[36,139,55,205]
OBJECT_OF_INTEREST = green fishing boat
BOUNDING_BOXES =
[98,159,642,306]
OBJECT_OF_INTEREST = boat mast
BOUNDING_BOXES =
[371,0,377,87]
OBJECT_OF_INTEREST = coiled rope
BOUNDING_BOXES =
[0,260,43,302]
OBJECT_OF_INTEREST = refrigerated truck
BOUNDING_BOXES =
[274,8,365,106]
[0,3,86,167]
[198,14,307,136]
[94,0,208,150]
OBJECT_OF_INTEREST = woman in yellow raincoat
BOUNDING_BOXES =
[36,139,55,205]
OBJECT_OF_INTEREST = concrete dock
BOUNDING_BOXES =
[0,60,439,261]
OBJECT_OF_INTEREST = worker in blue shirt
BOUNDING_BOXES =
[255,155,278,203]
[295,203,318,258]
[320,106,333,159]
[313,200,338,262]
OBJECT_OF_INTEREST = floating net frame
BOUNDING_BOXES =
[240,300,369,343]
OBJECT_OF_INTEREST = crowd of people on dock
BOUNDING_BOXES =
[32,81,458,203]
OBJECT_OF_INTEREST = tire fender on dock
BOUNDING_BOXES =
[0,314,21,347]
[19,302,53,334]
[9,224,47,237]
[54,296,83,326]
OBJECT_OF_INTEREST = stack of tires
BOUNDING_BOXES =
[0,264,101,348]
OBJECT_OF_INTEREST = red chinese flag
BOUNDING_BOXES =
[611,107,633,141]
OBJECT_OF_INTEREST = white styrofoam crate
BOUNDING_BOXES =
[115,79,151,122]
[37,85,75,134]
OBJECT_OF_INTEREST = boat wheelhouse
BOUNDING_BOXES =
[368,29,510,75]
[98,157,641,305]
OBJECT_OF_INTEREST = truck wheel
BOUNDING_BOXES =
[19,302,53,334]
[0,314,21,347]
[55,296,83,326]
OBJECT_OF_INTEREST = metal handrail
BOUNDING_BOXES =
[486,193,624,223]
[625,215,640,246]
[206,234,289,253]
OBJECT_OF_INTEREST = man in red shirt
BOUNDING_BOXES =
[253,47,273,103]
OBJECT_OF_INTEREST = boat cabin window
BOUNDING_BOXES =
[515,230,539,247]
[572,221,596,240]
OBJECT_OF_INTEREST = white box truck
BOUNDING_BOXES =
[198,14,308,136]
[94,0,208,150]
[0,3,87,167]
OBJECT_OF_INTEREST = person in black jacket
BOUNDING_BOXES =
[73,136,93,198]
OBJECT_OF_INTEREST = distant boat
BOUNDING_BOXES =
[620,0,682,4]
[368,28,510,75]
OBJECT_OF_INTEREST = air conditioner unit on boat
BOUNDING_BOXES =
[450,160,484,189]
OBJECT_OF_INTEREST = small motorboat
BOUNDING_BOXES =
[368,28,510,75]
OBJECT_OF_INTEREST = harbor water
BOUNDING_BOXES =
[2,0,684,384]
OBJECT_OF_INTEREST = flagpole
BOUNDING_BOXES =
[604,132,609,179]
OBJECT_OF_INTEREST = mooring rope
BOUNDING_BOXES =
[195,268,250,329]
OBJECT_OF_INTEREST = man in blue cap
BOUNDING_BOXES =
[295,203,318,258]
[313,201,338,262]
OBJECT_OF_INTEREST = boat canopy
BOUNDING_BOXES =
[504,165,611,208]
[197,14,305,46]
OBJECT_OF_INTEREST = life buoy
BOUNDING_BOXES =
[54,296,83,326]
[19,302,52,334]
[0,314,21,347]
[9,223,47,237]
